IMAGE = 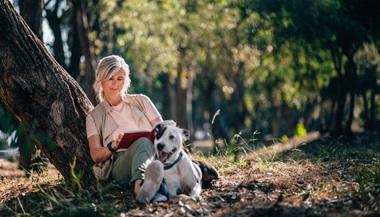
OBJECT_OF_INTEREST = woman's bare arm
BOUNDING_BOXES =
[88,133,123,164]
[150,117,163,126]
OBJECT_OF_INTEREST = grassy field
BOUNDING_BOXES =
[0,131,380,216]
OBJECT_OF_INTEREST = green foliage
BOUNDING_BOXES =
[317,145,337,160]
[354,155,380,195]
[1,177,128,216]
[51,0,380,139]
[214,129,264,164]
[70,157,83,191]
[281,135,289,142]
[294,122,307,137]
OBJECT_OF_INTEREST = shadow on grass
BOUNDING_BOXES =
[0,180,143,217]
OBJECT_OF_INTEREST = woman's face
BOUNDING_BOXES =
[101,68,126,101]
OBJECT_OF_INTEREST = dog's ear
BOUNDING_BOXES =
[154,124,164,133]
[182,129,190,143]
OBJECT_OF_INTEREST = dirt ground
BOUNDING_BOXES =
[1,132,380,216]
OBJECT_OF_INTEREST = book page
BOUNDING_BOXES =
[124,129,151,134]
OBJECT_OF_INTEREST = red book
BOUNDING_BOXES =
[118,120,176,149]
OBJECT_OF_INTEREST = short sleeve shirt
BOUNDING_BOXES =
[86,96,161,142]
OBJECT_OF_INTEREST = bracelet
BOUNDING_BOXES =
[107,140,117,153]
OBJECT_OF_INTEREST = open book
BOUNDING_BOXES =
[118,120,176,149]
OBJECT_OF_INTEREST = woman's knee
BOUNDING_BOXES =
[135,137,155,154]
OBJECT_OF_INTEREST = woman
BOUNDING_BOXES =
[86,55,164,203]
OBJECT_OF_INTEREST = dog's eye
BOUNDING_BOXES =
[155,126,167,140]
[169,135,175,140]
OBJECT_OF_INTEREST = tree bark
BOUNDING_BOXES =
[369,88,376,131]
[345,54,356,138]
[19,0,43,40]
[0,0,95,187]
[45,0,68,70]
[159,72,173,119]
[175,46,187,128]
[72,0,97,105]
[19,0,45,173]
[68,5,82,81]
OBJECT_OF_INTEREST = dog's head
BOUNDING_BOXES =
[154,125,189,164]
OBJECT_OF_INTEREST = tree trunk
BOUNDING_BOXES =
[19,0,45,173]
[345,55,356,138]
[68,15,82,81]
[0,0,95,187]
[362,91,369,129]
[186,73,194,137]
[19,0,43,40]
[175,46,187,128]
[369,88,376,131]
[333,76,346,135]
[45,0,68,70]
[72,0,97,105]
[159,72,172,120]
[326,94,336,133]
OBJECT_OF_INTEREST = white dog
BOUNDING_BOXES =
[137,125,202,204]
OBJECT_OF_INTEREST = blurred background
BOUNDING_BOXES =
[1,0,379,161]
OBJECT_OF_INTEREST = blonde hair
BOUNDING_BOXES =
[93,55,131,102]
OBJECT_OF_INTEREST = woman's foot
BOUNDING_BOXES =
[136,160,164,204]
[152,193,167,202]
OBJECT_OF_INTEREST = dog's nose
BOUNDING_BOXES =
[157,143,165,151]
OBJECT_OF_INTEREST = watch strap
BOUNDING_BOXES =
[107,140,117,152]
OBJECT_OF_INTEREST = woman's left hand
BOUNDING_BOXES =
[112,132,124,150]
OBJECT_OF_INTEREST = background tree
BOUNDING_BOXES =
[45,0,97,104]
[84,0,380,142]
[72,0,97,104]
[256,0,380,137]
[354,43,380,133]
[44,0,68,70]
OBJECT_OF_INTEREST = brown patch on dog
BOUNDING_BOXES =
[193,159,219,188]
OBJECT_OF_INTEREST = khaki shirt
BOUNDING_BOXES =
[87,94,157,147]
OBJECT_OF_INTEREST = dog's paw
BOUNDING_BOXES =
[192,159,219,188]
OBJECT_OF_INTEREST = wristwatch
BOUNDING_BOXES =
[107,140,117,153]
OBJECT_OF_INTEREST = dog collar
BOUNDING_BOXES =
[163,152,183,170]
